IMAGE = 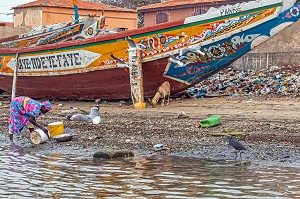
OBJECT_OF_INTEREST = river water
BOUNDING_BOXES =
[0,142,300,199]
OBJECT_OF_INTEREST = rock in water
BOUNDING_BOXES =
[93,151,134,160]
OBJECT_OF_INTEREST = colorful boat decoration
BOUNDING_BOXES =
[0,15,105,48]
[0,0,299,107]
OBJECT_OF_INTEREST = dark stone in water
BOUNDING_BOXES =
[234,161,251,166]
[93,151,134,160]
[93,152,111,159]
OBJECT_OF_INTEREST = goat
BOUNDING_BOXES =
[149,81,171,107]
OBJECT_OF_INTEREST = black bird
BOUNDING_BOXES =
[225,134,246,161]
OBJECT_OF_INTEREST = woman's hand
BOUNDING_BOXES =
[28,116,50,138]
[40,126,47,132]
[9,134,13,142]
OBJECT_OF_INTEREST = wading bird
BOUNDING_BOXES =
[225,134,246,161]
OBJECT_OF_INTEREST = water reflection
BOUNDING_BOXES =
[0,143,299,198]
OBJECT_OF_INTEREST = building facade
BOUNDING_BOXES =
[13,0,138,31]
[138,0,248,27]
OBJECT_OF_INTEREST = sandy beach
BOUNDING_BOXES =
[1,96,300,167]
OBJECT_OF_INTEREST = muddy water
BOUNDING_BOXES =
[0,143,300,198]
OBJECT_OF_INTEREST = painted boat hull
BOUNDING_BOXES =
[0,0,299,100]
[0,58,188,100]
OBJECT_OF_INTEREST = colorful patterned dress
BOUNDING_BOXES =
[9,96,42,136]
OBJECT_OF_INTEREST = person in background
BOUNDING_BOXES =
[9,96,52,142]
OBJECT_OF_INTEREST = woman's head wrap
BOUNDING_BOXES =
[42,100,52,111]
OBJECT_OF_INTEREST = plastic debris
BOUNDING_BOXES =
[153,144,164,149]
[177,111,189,119]
[153,144,169,151]
[246,99,253,103]
[184,65,300,98]
[200,115,222,128]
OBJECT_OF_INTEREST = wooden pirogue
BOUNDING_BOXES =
[0,0,299,108]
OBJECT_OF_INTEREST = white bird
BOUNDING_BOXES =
[110,54,128,68]
[69,114,90,121]
[126,36,136,48]
[88,106,99,117]
[125,36,146,50]
[68,106,101,124]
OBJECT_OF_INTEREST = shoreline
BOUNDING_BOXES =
[1,96,300,167]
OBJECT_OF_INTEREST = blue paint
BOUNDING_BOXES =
[74,6,79,20]
[165,3,300,85]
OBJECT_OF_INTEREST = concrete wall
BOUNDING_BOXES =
[169,8,194,22]
[141,1,246,27]
[14,7,137,31]
[14,7,42,27]
[0,26,32,39]
[42,7,137,30]
[231,20,300,70]
[143,12,155,27]
[143,8,196,27]
[98,10,137,30]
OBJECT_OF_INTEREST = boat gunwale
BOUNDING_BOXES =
[0,1,283,56]
[0,18,89,43]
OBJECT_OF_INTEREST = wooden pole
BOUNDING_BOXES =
[73,0,79,20]
[127,43,146,109]
[11,53,19,99]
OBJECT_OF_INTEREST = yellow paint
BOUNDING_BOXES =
[133,102,146,109]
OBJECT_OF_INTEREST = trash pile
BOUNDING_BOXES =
[186,65,300,98]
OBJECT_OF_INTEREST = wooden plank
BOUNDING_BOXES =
[11,53,19,99]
